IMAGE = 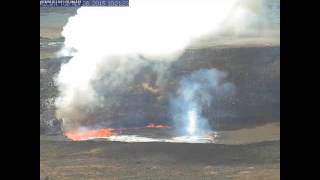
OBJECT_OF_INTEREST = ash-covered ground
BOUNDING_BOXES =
[41,139,279,180]
[40,5,280,180]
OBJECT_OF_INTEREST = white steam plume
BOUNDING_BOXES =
[169,69,235,136]
[55,0,278,130]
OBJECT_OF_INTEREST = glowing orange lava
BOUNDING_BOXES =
[145,123,169,129]
[64,128,114,141]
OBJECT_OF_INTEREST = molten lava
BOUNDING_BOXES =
[64,128,114,141]
[145,123,169,129]
[64,123,170,141]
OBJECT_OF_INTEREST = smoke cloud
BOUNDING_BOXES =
[55,0,278,130]
[170,69,235,136]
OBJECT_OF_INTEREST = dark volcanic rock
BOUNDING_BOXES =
[172,46,280,129]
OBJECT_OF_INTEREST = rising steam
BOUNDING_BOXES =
[55,0,278,130]
[170,69,235,136]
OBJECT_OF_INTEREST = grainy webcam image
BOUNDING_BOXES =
[40,0,280,179]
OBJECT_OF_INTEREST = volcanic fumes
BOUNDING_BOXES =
[170,69,236,136]
[54,0,274,133]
